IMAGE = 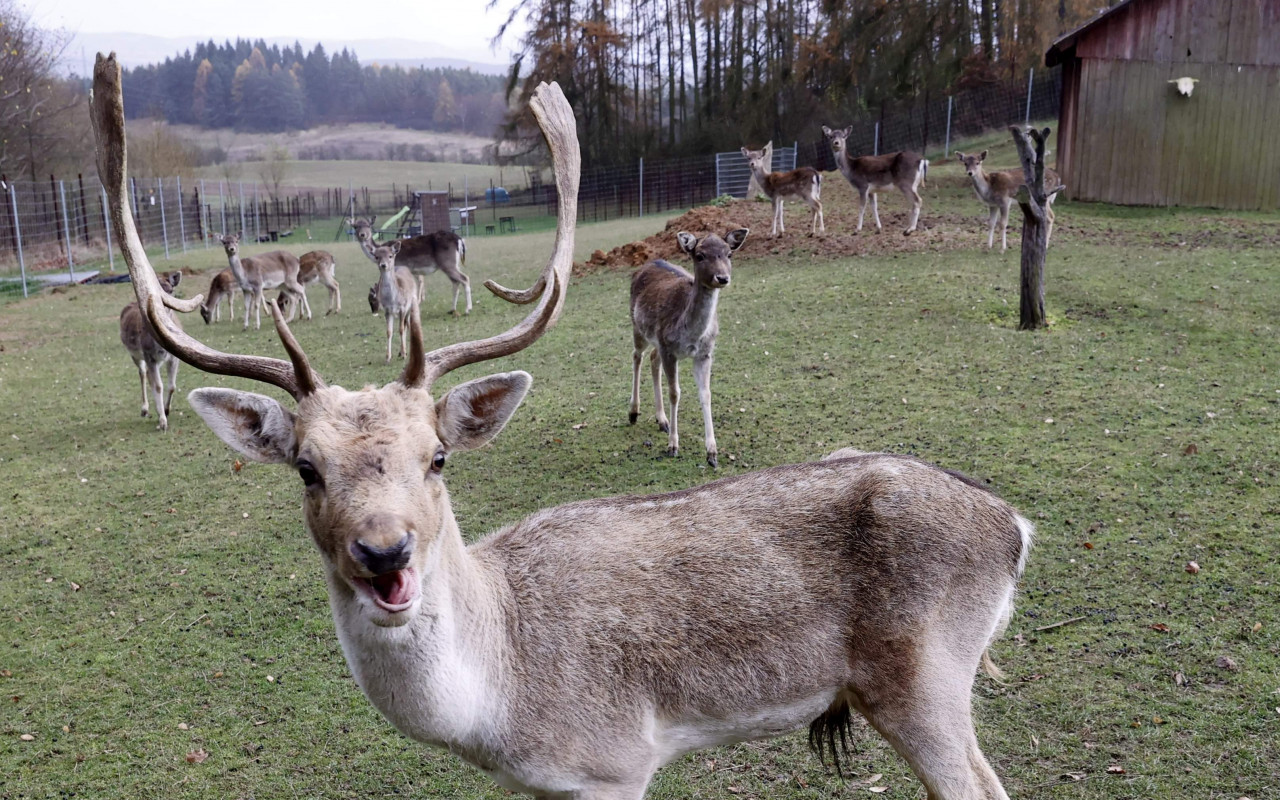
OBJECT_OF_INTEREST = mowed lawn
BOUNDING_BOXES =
[1,170,1278,800]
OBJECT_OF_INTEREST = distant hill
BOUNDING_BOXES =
[63,32,510,75]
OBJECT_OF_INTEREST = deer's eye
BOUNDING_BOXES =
[429,450,446,475]
[297,460,322,488]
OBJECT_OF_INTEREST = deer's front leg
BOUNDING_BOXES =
[629,336,646,424]
[871,192,882,232]
[147,361,168,431]
[650,349,668,433]
[999,199,1012,252]
[692,355,717,468]
[134,358,149,417]
[385,312,395,363]
[987,207,999,250]
[163,357,179,416]
[661,350,680,456]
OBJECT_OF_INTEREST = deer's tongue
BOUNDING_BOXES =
[369,569,417,607]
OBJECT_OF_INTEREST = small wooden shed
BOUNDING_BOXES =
[1047,0,1280,209]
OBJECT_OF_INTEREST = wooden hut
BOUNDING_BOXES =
[1047,0,1280,209]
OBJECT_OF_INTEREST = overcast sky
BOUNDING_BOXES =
[19,0,528,64]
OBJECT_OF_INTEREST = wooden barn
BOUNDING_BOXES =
[1047,0,1280,209]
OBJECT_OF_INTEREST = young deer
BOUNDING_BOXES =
[217,233,306,329]
[740,144,824,237]
[956,150,1062,252]
[97,59,1029,800]
[352,219,472,315]
[119,270,185,431]
[276,249,342,318]
[198,268,240,324]
[822,126,928,235]
[628,229,748,467]
[371,240,418,363]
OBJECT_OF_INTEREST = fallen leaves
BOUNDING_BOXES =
[1185,561,1201,574]
[1215,656,1239,672]
[1183,443,1198,455]
[232,459,243,473]
[19,733,35,741]
[184,748,209,764]
[1150,623,1171,632]
[1106,765,1126,774]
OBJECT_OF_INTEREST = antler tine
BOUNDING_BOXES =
[401,81,579,391]
[91,53,320,400]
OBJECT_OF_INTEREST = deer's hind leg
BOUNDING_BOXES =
[163,356,179,417]
[445,253,472,315]
[629,333,647,424]
[133,356,150,418]
[998,199,1012,252]
[146,360,168,431]
[660,350,681,456]
[903,185,922,235]
[650,349,668,433]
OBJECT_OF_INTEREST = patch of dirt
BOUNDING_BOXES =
[575,178,991,276]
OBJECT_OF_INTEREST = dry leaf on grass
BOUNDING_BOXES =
[868,788,888,794]
[1215,656,1239,672]
[1106,765,1126,774]
[185,748,208,763]
[1150,623,1171,632]
[1185,561,1201,574]
[19,733,35,741]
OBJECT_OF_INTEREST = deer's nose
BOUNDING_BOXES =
[714,275,730,286]
[351,533,413,575]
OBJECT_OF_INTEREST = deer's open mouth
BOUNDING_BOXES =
[355,568,420,613]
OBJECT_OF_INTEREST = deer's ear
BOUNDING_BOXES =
[725,228,749,251]
[676,231,698,254]
[188,388,297,464]
[389,240,401,254]
[954,151,965,160]
[842,126,852,138]
[740,146,751,157]
[979,150,988,161]
[434,371,531,453]
[168,271,182,287]
[821,125,832,136]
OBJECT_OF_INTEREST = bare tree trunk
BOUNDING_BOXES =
[1009,125,1062,331]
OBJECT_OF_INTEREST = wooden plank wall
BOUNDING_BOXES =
[1075,0,1280,66]
[1067,57,1280,209]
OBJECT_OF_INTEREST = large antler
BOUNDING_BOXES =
[400,82,580,391]
[90,53,320,399]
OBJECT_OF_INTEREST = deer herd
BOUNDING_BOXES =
[93,46,1048,800]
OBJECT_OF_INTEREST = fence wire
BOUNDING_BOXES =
[0,70,1060,297]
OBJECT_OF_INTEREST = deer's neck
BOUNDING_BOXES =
[226,253,251,289]
[968,168,994,202]
[681,283,720,344]
[327,509,508,754]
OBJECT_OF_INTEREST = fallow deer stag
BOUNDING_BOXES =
[217,233,306,329]
[276,249,342,318]
[96,54,1030,800]
[956,150,1062,252]
[628,229,748,468]
[740,144,824,237]
[370,240,417,363]
[822,126,928,235]
[351,218,472,315]
[119,269,186,431]
[198,268,240,324]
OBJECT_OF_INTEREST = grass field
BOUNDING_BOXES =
[193,159,543,193]
[2,166,1278,799]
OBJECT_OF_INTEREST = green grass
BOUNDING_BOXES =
[195,159,544,192]
[1,178,1278,799]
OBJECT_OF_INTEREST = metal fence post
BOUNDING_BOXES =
[100,185,114,271]
[219,181,227,237]
[1025,68,1034,127]
[9,184,26,297]
[254,182,261,242]
[59,180,74,279]
[158,178,170,259]
[638,157,644,217]
[200,179,209,247]
[238,181,246,238]
[944,96,954,157]
[874,123,880,156]
[176,175,187,253]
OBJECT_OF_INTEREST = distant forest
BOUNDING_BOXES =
[121,40,510,136]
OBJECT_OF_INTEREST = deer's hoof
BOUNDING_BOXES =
[666,446,679,458]
[628,412,638,425]
[658,421,670,434]
[157,421,168,432]
[140,409,149,418]
[707,453,718,469]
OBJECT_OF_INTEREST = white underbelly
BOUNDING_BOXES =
[653,691,837,765]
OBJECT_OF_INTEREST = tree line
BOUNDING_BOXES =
[122,40,510,134]
[500,0,1101,164]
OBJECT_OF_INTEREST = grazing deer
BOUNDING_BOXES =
[740,144,824,237]
[217,233,306,329]
[276,249,342,318]
[119,270,185,431]
[956,150,1062,252]
[351,218,472,315]
[370,241,418,363]
[96,57,1029,800]
[822,126,928,235]
[628,229,748,468]
[198,268,241,324]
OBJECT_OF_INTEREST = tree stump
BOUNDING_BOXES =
[1009,126,1063,331]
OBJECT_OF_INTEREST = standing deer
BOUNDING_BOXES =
[740,144,824,237]
[628,229,748,468]
[217,233,306,329]
[199,268,240,324]
[96,57,1030,800]
[822,126,928,235]
[119,270,185,431]
[276,249,342,318]
[351,218,472,315]
[371,240,418,363]
[956,150,1062,252]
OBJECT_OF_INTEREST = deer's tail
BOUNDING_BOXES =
[982,512,1035,683]
[459,236,467,266]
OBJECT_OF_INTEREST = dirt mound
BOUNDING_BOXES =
[574,178,982,276]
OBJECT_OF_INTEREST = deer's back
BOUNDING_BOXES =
[396,231,462,270]
[478,454,1025,718]
[243,250,299,283]
[845,151,922,187]
[298,251,334,283]
[764,166,820,197]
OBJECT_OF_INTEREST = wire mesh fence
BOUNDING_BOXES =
[0,70,1060,298]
